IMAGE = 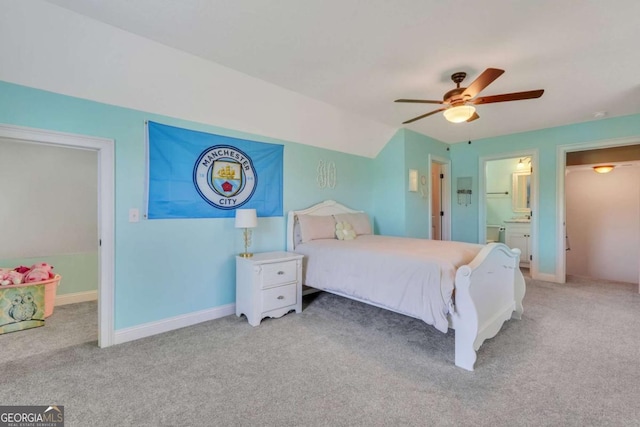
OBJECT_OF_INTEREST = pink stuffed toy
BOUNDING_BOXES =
[24,263,55,283]
[0,269,24,286]
[0,268,12,286]
[14,266,31,274]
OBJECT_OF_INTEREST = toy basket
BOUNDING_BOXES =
[0,274,61,318]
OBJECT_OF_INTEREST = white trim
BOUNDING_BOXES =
[428,155,451,241]
[55,290,98,306]
[556,135,640,284]
[478,150,540,279]
[0,123,115,347]
[114,303,236,345]
[534,273,558,283]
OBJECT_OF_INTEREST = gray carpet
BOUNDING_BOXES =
[1,276,638,426]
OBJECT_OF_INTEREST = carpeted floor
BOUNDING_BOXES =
[1,276,638,426]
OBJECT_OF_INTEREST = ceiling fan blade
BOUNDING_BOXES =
[472,89,544,105]
[395,99,444,104]
[402,108,446,124]
[461,68,505,99]
[466,112,479,122]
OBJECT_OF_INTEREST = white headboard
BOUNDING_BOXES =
[286,200,363,251]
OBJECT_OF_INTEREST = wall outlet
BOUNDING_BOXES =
[129,208,140,223]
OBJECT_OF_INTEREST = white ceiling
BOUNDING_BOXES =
[43,0,640,144]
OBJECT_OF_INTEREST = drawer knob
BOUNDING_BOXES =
[277,295,284,300]
[277,271,285,275]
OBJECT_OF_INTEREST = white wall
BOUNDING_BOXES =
[0,1,395,158]
[0,138,97,259]
[565,166,640,284]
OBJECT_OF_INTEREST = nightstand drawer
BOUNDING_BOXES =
[261,261,297,288]
[262,284,297,312]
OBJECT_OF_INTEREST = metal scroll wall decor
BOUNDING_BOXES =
[317,160,337,189]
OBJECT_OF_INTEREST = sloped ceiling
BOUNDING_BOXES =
[43,0,640,148]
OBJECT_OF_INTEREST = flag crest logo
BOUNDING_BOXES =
[193,145,257,210]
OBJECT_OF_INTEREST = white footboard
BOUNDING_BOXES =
[450,243,525,371]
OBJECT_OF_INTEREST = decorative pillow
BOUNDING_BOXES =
[293,216,303,246]
[297,214,336,243]
[333,213,372,235]
[335,221,356,240]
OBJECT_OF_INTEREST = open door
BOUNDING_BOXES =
[429,155,451,241]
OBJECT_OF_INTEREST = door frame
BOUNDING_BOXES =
[479,149,539,277]
[556,135,640,284]
[428,155,451,240]
[0,124,115,347]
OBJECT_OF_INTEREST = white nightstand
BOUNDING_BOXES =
[235,251,304,326]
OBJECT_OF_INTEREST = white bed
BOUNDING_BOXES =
[286,200,525,371]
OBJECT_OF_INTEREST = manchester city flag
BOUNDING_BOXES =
[146,121,283,219]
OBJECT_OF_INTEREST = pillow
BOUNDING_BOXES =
[335,221,356,240]
[297,214,336,243]
[293,216,303,246]
[333,213,372,235]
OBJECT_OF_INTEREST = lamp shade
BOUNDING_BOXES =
[235,209,257,228]
[443,105,476,123]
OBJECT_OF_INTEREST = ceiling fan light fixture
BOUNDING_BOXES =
[443,105,476,123]
[593,165,615,174]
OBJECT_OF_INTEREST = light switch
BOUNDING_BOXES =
[129,208,140,223]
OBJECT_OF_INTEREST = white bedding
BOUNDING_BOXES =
[295,235,483,333]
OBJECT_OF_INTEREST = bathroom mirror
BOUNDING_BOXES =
[512,171,531,213]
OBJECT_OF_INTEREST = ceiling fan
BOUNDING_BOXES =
[395,68,544,124]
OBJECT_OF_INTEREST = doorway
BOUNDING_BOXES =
[479,151,537,276]
[431,162,442,240]
[565,162,640,284]
[429,155,451,240]
[0,124,115,346]
[557,138,640,287]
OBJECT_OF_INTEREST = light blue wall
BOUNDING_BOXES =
[0,80,371,329]
[450,114,640,275]
[372,130,405,236]
[404,130,450,238]
[5,79,638,324]
[371,129,450,237]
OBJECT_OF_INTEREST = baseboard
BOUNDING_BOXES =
[532,272,559,283]
[302,285,320,296]
[114,303,236,345]
[55,290,98,306]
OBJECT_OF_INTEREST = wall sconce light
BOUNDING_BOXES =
[408,169,418,192]
[235,209,258,258]
[593,165,615,174]
[517,157,531,170]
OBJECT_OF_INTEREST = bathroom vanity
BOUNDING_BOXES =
[504,220,531,267]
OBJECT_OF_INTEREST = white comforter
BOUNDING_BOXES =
[295,235,483,333]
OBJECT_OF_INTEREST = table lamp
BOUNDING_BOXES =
[235,209,257,258]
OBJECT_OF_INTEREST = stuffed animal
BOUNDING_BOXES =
[0,268,12,286]
[335,221,356,240]
[14,266,31,274]
[24,263,54,283]
[0,270,24,286]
